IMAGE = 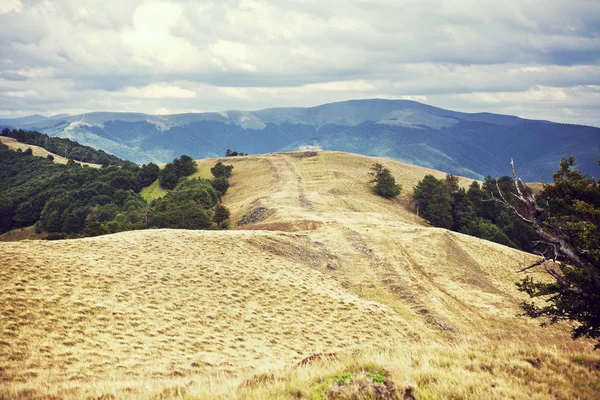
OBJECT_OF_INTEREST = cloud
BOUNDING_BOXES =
[116,84,196,99]
[0,0,22,14]
[0,0,598,126]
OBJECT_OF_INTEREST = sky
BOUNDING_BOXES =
[0,0,599,126]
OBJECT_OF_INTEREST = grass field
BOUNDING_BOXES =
[1,151,598,399]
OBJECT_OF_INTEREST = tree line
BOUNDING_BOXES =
[0,143,233,238]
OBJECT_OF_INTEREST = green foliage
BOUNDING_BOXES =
[211,162,233,178]
[0,145,232,237]
[413,175,453,229]
[1,128,126,166]
[139,163,159,187]
[211,177,230,195]
[225,149,247,157]
[369,373,387,384]
[158,155,197,189]
[369,163,402,198]
[515,157,600,347]
[413,174,536,249]
[332,373,352,384]
[213,204,231,228]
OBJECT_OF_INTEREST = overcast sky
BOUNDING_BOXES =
[1,0,599,126]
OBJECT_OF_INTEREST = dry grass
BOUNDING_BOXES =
[1,151,598,399]
[0,226,46,242]
[0,136,101,168]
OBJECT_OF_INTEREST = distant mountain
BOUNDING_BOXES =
[2,99,598,180]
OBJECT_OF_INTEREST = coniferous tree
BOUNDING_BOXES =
[369,163,401,198]
[497,157,600,347]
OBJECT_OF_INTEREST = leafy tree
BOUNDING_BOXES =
[369,163,401,198]
[213,204,231,228]
[211,162,233,178]
[211,177,230,195]
[173,155,197,177]
[47,154,54,161]
[139,163,160,187]
[497,157,600,347]
[158,155,197,189]
[24,147,33,156]
[158,164,179,190]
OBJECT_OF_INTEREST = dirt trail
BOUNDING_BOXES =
[225,152,538,336]
[2,151,588,399]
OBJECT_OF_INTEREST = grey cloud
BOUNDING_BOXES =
[0,0,599,126]
[0,71,28,81]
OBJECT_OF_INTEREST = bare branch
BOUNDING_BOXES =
[516,258,547,273]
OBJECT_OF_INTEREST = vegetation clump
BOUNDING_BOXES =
[225,149,247,157]
[369,163,402,198]
[211,161,234,178]
[310,365,403,400]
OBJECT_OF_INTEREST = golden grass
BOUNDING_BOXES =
[0,136,102,168]
[1,150,598,399]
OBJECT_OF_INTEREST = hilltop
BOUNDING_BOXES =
[1,151,599,399]
[2,99,599,181]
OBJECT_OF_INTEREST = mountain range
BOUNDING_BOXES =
[2,99,599,180]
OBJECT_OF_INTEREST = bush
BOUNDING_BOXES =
[211,162,233,178]
[213,204,231,228]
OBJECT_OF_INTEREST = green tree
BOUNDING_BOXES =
[213,204,231,228]
[413,175,453,229]
[445,174,460,193]
[139,163,160,187]
[158,164,179,189]
[369,163,401,198]
[211,162,233,178]
[499,157,600,347]
[211,177,230,195]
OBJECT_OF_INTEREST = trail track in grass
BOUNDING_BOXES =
[1,151,598,399]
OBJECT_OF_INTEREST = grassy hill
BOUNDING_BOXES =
[1,151,599,399]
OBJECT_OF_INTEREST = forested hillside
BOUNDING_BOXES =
[0,143,231,238]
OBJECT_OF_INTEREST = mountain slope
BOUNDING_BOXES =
[1,151,598,399]
[2,99,598,180]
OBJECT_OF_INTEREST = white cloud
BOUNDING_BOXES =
[117,84,196,99]
[0,0,21,14]
[0,0,598,126]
